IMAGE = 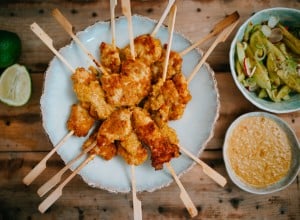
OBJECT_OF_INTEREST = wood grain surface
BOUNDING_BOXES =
[0,0,299,219]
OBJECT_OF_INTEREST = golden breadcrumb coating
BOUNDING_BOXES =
[72,67,115,119]
[132,107,180,170]
[117,132,148,166]
[144,72,191,126]
[96,108,148,165]
[67,103,95,137]
[100,42,121,74]
[121,34,162,65]
[97,108,132,144]
[151,49,183,83]
[82,129,117,160]
[101,59,151,107]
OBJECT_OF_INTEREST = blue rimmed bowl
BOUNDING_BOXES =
[229,7,300,113]
[223,112,300,194]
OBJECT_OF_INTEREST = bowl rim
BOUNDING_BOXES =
[223,111,300,194]
[229,7,300,114]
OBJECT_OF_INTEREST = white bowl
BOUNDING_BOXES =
[223,112,300,194]
[229,7,300,113]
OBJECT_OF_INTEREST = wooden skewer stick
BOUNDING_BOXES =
[151,0,176,37]
[166,163,198,217]
[121,1,142,219]
[179,146,226,187]
[175,17,240,188]
[38,154,96,213]
[52,8,108,75]
[110,0,118,48]
[163,9,197,217]
[23,130,74,186]
[187,18,240,84]
[37,141,97,197]
[30,22,75,73]
[179,11,240,56]
[121,0,135,60]
[153,3,226,187]
[162,4,177,82]
[131,165,142,220]
[220,17,240,43]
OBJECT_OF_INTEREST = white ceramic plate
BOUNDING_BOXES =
[41,15,219,193]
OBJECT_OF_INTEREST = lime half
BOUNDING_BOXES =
[0,64,31,106]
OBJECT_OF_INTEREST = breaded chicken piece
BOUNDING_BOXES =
[82,129,117,160]
[172,72,192,105]
[97,108,132,145]
[159,122,179,146]
[101,59,151,107]
[96,108,148,165]
[121,34,162,65]
[144,72,191,126]
[132,107,180,170]
[67,103,95,137]
[72,67,115,119]
[117,132,148,166]
[100,42,121,74]
[151,49,182,83]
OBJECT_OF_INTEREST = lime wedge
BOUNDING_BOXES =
[0,64,31,106]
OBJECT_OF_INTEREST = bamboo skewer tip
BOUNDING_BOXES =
[179,11,240,56]
[51,8,108,74]
[23,130,74,186]
[38,154,95,213]
[30,22,75,73]
[166,163,198,218]
[151,0,176,37]
[37,140,96,197]
[131,165,142,220]
[186,18,240,84]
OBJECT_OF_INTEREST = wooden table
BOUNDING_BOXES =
[0,0,299,219]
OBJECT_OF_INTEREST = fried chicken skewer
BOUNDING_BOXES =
[121,1,142,219]
[161,7,197,217]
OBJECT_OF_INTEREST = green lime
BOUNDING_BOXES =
[0,64,31,106]
[0,30,22,68]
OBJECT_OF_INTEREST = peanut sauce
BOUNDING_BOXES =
[227,116,291,188]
